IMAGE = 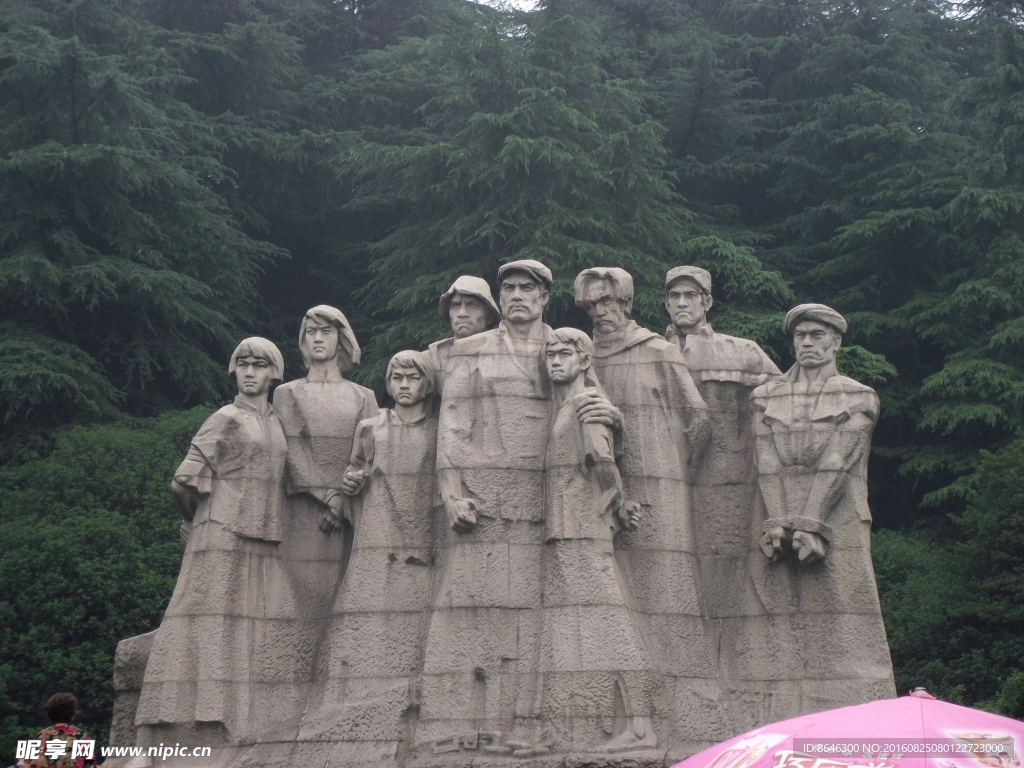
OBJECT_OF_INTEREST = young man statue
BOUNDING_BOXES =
[539,327,657,755]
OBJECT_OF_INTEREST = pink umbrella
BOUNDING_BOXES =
[672,693,1024,768]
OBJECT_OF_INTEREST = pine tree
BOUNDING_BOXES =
[334,0,699,380]
[0,0,283,447]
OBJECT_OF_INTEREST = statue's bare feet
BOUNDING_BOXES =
[591,717,657,753]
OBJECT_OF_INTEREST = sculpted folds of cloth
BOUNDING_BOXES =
[746,304,895,719]
[115,280,899,768]
[575,268,731,760]
[664,266,783,732]
[539,328,658,755]
[268,306,378,735]
[420,260,558,754]
[135,339,294,747]
[298,352,438,765]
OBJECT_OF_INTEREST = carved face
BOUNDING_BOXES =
[387,365,430,406]
[303,321,339,362]
[666,278,712,332]
[449,291,491,339]
[793,319,841,369]
[582,279,631,334]
[234,355,274,397]
[545,341,589,384]
[500,272,548,324]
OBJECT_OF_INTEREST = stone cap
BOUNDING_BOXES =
[438,275,500,326]
[784,303,848,336]
[665,265,712,294]
[498,259,553,289]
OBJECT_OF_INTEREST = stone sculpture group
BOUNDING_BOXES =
[112,261,896,768]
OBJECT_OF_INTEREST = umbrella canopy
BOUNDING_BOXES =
[673,695,1023,768]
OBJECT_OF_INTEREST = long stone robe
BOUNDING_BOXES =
[135,398,292,745]
[590,321,732,757]
[746,364,895,720]
[270,371,378,737]
[418,321,554,752]
[667,323,782,732]
[539,392,657,752]
[298,410,438,764]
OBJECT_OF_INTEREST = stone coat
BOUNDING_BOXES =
[744,363,895,719]
[539,391,657,751]
[299,409,438,753]
[420,321,554,749]
[668,322,783,732]
[135,398,293,744]
[589,321,729,753]
[271,371,379,732]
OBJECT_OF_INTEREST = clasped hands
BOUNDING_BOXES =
[760,525,827,564]
[317,469,367,532]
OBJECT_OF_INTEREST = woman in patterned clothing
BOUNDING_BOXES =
[31,693,96,768]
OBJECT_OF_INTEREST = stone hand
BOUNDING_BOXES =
[792,530,827,564]
[759,525,788,562]
[318,495,347,533]
[575,389,623,429]
[318,509,341,532]
[446,497,478,533]
[618,500,642,531]
[341,469,366,497]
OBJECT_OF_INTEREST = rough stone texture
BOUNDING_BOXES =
[536,331,659,756]
[114,289,898,768]
[134,395,296,746]
[272,369,378,723]
[587,318,737,753]
[298,408,438,750]
[110,630,156,747]
[418,320,555,755]
[743,314,896,718]
[665,321,782,733]
[265,306,380,739]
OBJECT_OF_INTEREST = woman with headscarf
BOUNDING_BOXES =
[135,338,291,746]
[271,306,379,723]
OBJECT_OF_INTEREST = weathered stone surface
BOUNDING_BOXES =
[300,353,438,748]
[118,279,897,768]
[110,631,156,748]
[134,338,295,746]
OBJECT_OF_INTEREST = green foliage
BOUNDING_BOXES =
[0,407,212,757]
[0,0,284,441]
[335,0,701,380]
[874,439,1024,715]
[1,0,1024,744]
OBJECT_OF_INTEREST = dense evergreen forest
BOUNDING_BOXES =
[1,0,1023,753]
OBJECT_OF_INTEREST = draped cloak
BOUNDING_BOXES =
[746,364,896,719]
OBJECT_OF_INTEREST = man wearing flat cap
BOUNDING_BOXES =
[427,275,501,394]
[743,303,895,717]
[423,259,621,751]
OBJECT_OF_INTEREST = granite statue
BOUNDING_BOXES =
[746,303,895,715]
[112,271,897,768]
[134,338,291,746]
[298,351,438,764]
[539,327,657,755]
[574,268,727,760]
[421,259,623,759]
[663,266,783,731]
